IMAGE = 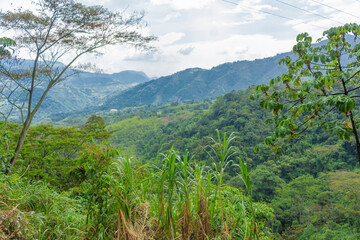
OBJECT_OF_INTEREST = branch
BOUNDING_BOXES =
[347,85,360,93]
[290,106,336,136]
[345,69,360,83]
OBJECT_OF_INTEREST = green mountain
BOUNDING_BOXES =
[2,50,293,122]
[102,35,360,111]
[1,67,150,122]
[102,53,291,110]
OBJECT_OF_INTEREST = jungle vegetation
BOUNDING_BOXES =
[1,10,360,240]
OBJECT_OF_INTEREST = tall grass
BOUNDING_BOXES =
[0,131,273,239]
[0,174,86,239]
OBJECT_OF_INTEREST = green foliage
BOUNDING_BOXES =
[3,23,360,237]
[0,37,15,57]
[253,23,360,165]
[271,171,360,238]
[81,114,111,143]
[250,164,284,202]
[0,174,86,239]
[109,115,162,158]
[0,0,156,173]
[0,123,275,239]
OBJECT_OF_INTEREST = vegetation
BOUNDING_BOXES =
[0,0,156,173]
[1,22,360,239]
[0,122,273,239]
[2,84,359,238]
[252,24,360,166]
[103,86,360,238]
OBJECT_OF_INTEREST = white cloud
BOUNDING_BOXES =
[3,0,360,78]
[124,51,161,62]
[150,0,215,10]
[178,46,194,55]
[158,32,185,46]
[162,12,181,22]
[110,34,295,77]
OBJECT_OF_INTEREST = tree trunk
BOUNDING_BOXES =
[6,83,53,174]
[349,111,360,167]
[7,117,32,174]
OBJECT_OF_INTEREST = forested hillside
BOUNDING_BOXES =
[2,87,360,239]
[103,88,360,239]
[1,1,360,238]
[1,67,150,122]
[102,54,289,110]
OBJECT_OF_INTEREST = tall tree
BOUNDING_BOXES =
[252,23,360,166]
[0,37,16,152]
[0,0,156,173]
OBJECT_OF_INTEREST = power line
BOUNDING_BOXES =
[273,0,344,25]
[221,0,327,30]
[222,0,293,21]
[309,0,360,20]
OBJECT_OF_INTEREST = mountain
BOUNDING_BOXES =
[36,70,150,120]
[101,34,360,111]
[102,52,291,110]
[1,67,150,122]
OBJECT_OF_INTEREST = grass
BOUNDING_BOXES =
[0,131,273,239]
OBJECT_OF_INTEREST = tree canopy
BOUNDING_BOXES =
[252,23,360,166]
[0,0,156,173]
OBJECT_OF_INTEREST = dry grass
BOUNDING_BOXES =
[194,196,211,240]
[0,206,27,240]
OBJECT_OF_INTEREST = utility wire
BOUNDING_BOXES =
[223,0,293,21]
[221,0,327,30]
[309,0,360,20]
[273,0,344,25]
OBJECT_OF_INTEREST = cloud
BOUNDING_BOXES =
[150,0,215,10]
[158,32,185,45]
[221,0,278,22]
[178,46,194,55]
[162,12,182,22]
[123,50,161,62]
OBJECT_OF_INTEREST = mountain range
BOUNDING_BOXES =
[102,52,290,111]
[2,51,294,122]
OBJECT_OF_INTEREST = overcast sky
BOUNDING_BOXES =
[1,0,360,77]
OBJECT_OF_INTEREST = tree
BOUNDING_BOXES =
[0,37,16,152]
[81,114,110,143]
[0,0,156,173]
[252,23,360,166]
[0,37,15,57]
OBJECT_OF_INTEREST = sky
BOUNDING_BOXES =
[1,0,360,77]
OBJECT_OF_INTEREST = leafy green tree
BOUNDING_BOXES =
[271,175,323,233]
[0,37,16,152]
[0,37,15,58]
[0,0,156,173]
[82,114,110,143]
[250,164,284,202]
[252,23,360,166]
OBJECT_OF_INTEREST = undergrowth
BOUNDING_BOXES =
[0,131,273,239]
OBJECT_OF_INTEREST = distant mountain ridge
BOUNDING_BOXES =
[102,52,291,110]
[1,51,293,122]
[1,66,150,122]
[36,70,150,120]
[100,35,360,111]
[4,35,360,122]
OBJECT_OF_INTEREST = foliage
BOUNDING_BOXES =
[252,23,360,166]
[0,173,86,239]
[103,86,360,238]
[81,114,111,143]
[0,129,274,239]
[2,23,360,238]
[1,83,360,238]
[0,115,110,188]
[0,0,156,173]
[0,37,15,58]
